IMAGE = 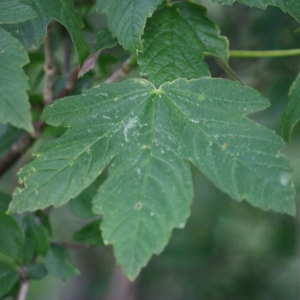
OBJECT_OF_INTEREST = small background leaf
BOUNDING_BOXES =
[70,184,98,219]
[26,263,48,280]
[22,214,50,255]
[138,2,228,86]
[0,191,10,212]
[35,210,52,235]
[45,244,80,280]
[0,269,19,299]
[96,0,164,52]
[0,27,33,132]
[95,28,118,52]
[280,73,300,141]
[73,219,103,245]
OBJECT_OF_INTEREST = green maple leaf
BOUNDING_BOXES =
[138,2,228,86]
[96,0,164,52]
[281,73,300,141]
[212,0,300,23]
[0,27,33,132]
[2,0,89,66]
[9,78,295,279]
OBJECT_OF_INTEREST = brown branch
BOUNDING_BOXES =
[58,67,80,98]
[16,267,30,300]
[62,29,72,76]
[0,120,45,177]
[60,241,89,250]
[16,280,29,300]
[105,56,136,83]
[43,21,56,106]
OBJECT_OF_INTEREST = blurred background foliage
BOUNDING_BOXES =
[1,0,300,299]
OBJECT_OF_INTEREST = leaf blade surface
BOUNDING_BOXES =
[0,27,33,132]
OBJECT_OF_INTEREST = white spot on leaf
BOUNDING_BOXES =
[279,173,289,186]
[123,117,138,142]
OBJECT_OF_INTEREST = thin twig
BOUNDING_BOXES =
[60,241,89,250]
[0,120,45,177]
[105,56,136,83]
[58,67,80,98]
[16,280,29,300]
[16,267,30,300]
[43,21,56,106]
[62,29,72,76]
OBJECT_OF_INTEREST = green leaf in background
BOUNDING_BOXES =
[0,191,10,212]
[0,211,23,260]
[95,28,118,52]
[211,0,300,23]
[2,0,90,66]
[35,210,52,235]
[45,244,80,280]
[0,27,33,132]
[26,263,48,280]
[9,77,294,278]
[281,73,300,141]
[73,219,103,245]
[21,212,51,264]
[23,214,50,255]
[0,269,19,299]
[0,0,36,24]
[0,259,19,299]
[138,2,228,86]
[21,230,36,265]
[70,184,98,219]
[96,0,164,52]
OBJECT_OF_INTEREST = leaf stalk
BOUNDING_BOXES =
[229,49,300,58]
